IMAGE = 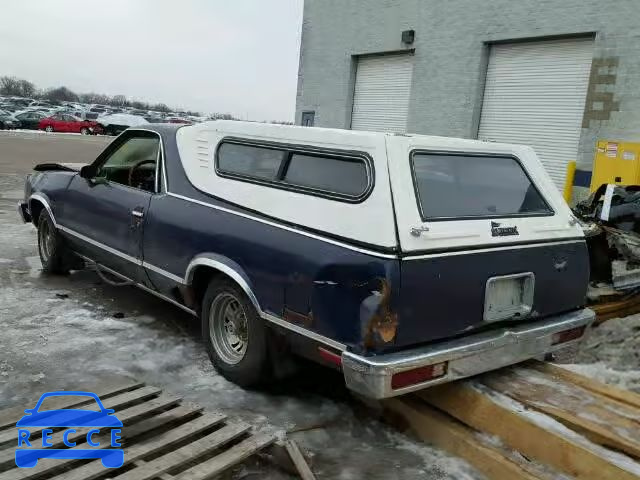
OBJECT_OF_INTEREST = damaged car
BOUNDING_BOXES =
[18,121,594,398]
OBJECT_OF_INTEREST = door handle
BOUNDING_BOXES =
[131,209,144,218]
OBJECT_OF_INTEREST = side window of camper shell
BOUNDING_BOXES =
[215,140,373,202]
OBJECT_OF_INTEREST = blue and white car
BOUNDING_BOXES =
[15,391,123,468]
[18,121,595,398]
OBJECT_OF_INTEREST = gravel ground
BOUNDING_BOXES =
[1,131,639,479]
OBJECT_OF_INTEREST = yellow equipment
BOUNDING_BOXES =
[590,140,640,191]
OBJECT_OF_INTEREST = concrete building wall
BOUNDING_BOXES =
[295,0,640,178]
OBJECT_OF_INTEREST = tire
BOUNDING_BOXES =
[80,127,89,135]
[202,279,270,387]
[37,209,69,275]
[44,125,54,133]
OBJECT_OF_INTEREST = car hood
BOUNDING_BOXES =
[34,162,87,172]
[16,409,123,427]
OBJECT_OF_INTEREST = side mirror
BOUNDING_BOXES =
[79,165,97,179]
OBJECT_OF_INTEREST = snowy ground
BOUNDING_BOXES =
[0,169,480,479]
[1,133,639,479]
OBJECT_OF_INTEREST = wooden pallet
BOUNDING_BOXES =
[0,380,275,480]
[385,360,640,480]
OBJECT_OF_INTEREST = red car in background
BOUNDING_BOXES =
[38,114,103,135]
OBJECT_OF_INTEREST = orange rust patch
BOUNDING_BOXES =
[364,279,399,349]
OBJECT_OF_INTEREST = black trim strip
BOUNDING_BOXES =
[400,236,585,257]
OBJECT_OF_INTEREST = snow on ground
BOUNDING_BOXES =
[0,173,481,478]
[572,314,640,393]
[2,166,640,478]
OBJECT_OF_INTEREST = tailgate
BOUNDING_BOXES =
[385,136,589,348]
[396,240,590,347]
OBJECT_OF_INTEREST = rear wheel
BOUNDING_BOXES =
[44,125,54,133]
[37,209,69,274]
[202,279,270,387]
[80,127,90,135]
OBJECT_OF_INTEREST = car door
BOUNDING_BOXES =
[49,114,66,132]
[66,115,83,133]
[59,130,161,281]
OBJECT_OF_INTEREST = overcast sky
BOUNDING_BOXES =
[0,0,304,121]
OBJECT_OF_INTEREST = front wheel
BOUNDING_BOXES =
[37,209,69,274]
[80,127,90,135]
[202,279,270,387]
[44,125,54,133]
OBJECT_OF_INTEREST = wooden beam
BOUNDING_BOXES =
[531,361,640,410]
[285,440,316,480]
[482,368,640,460]
[420,383,640,480]
[384,397,544,480]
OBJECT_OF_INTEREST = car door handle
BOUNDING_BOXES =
[131,209,144,218]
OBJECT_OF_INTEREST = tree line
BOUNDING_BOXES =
[0,75,293,123]
[1,75,209,117]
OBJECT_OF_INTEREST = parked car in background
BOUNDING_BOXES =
[98,113,148,136]
[0,112,19,129]
[13,111,46,130]
[38,114,103,134]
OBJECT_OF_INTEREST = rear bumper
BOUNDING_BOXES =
[17,202,31,223]
[342,308,595,399]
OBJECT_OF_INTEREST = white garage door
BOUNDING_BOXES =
[478,38,593,188]
[351,54,414,133]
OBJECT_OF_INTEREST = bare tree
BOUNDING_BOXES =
[111,95,128,107]
[0,76,21,96]
[43,86,79,103]
[17,79,36,97]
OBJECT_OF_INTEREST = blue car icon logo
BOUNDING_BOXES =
[15,391,124,468]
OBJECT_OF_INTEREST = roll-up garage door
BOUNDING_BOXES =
[351,54,414,133]
[478,38,593,189]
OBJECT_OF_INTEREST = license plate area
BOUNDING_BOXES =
[484,273,535,322]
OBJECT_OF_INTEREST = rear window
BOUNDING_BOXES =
[215,140,372,202]
[411,153,552,220]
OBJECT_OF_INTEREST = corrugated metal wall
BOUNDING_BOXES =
[478,38,594,188]
[351,54,414,133]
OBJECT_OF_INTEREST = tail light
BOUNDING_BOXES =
[551,326,586,345]
[391,362,448,390]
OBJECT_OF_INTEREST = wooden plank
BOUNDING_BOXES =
[45,413,227,480]
[0,385,161,446]
[420,382,640,480]
[384,397,544,480]
[0,379,142,429]
[113,423,250,480]
[0,408,217,480]
[0,394,184,469]
[285,440,316,480]
[482,368,640,459]
[176,432,276,480]
[531,361,640,410]
[591,294,640,324]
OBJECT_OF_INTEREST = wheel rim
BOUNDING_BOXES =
[81,128,88,135]
[45,126,53,132]
[209,292,248,365]
[38,220,54,262]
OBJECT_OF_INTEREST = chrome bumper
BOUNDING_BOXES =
[17,202,31,223]
[341,308,595,399]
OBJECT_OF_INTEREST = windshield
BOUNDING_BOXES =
[411,153,553,220]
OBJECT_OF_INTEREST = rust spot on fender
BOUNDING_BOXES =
[363,279,399,350]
